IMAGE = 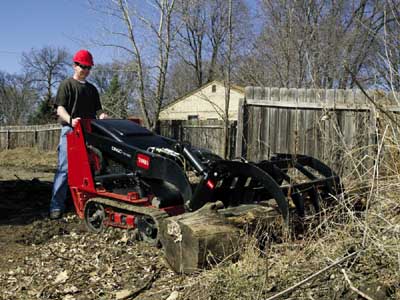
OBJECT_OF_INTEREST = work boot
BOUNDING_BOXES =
[49,210,62,220]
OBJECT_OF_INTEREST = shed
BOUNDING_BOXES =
[159,80,244,121]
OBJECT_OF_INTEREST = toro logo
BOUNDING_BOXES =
[136,154,150,170]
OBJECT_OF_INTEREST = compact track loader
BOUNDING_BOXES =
[67,119,342,243]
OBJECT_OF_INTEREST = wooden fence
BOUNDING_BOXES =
[0,120,237,158]
[0,124,60,151]
[159,120,237,158]
[236,87,400,174]
[2,87,399,175]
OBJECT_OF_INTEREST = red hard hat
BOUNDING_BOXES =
[73,49,94,66]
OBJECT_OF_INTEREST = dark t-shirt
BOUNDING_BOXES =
[55,77,101,119]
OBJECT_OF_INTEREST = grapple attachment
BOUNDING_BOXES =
[257,154,342,218]
[187,153,342,223]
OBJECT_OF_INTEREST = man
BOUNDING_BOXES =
[49,49,107,220]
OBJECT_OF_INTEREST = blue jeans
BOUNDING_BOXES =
[50,126,73,212]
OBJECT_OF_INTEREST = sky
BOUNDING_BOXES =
[0,0,118,74]
[0,0,258,75]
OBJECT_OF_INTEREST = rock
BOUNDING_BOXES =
[115,289,132,300]
[166,291,180,300]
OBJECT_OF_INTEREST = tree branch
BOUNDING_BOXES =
[265,251,358,300]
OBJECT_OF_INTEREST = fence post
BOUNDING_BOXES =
[6,129,10,150]
[34,128,38,149]
[179,120,184,141]
[235,98,246,158]
[368,106,377,169]
[229,121,237,159]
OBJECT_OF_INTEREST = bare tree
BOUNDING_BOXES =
[89,0,177,129]
[21,46,70,104]
[20,47,70,123]
[237,0,387,89]
[91,61,139,116]
[175,0,207,86]
[174,0,251,88]
[164,59,198,101]
[374,0,400,92]
[0,72,37,125]
[206,0,230,83]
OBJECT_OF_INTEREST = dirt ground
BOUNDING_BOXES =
[0,148,398,300]
[0,148,190,300]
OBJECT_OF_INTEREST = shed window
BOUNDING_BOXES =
[211,84,216,92]
[188,115,199,120]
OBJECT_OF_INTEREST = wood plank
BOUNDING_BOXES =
[253,87,264,100]
[254,106,263,161]
[297,88,306,103]
[264,87,271,101]
[245,86,254,100]
[368,107,377,168]
[280,88,289,102]
[287,109,296,153]
[270,107,279,155]
[298,108,307,155]
[304,109,312,156]
[306,88,316,103]
[279,108,288,153]
[259,108,268,159]
[270,87,280,102]
[245,100,371,110]
[354,89,367,106]
[235,98,245,158]
[246,107,255,159]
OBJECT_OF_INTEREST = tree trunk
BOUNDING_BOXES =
[159,201,281,274]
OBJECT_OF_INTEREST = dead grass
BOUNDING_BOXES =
[181,181,399,299]
[182,118,400,300]
[0,147,57,181]
[0,147,57,170]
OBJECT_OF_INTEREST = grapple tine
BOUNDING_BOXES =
[291,192,305,218]
[256,153,342,219]
[309,186,320,213]
[189,160,289,222]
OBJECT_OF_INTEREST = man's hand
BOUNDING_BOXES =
[71,117,81,128]
[57,106,80,127]
[99,112,108,119]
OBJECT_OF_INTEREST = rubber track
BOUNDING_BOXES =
[86,197,170,228]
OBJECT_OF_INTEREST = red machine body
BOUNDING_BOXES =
[67,120,185,233]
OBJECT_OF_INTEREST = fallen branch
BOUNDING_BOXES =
[341,268,375,300]
[265,251,358,300]
[48,246,70,260]
[118,266,163,300]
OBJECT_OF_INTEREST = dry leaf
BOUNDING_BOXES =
[54,270,69,284]
[115,289,132,299]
